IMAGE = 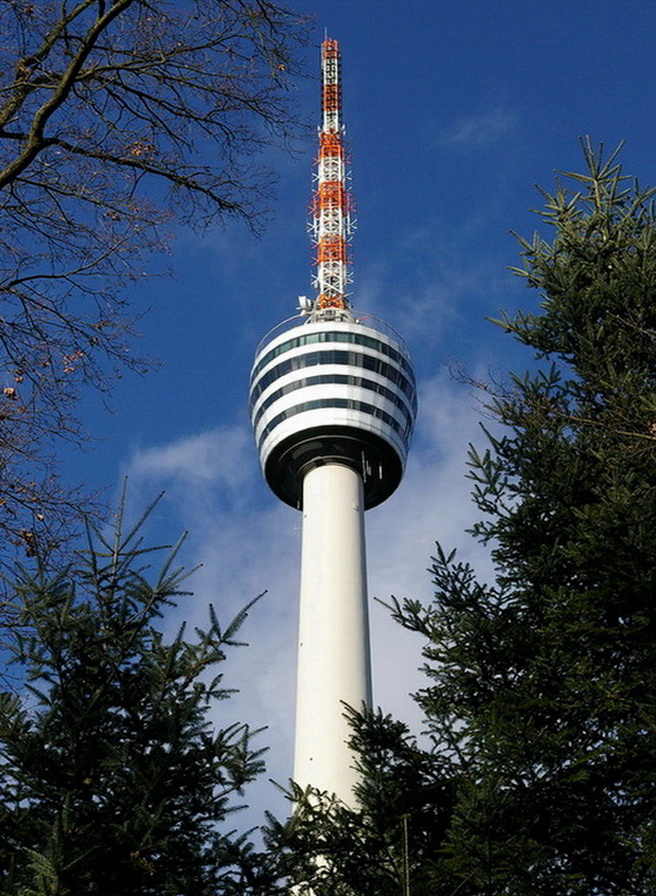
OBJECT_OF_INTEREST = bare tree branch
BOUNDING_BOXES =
[0,0,310,563]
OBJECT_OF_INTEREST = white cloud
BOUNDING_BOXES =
[129,425,252,492]
[439,105,518,148]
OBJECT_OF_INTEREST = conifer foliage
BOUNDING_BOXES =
[279,143,656,895]
[0,496,278,895]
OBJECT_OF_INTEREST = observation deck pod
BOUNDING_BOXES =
[249,313,417,510]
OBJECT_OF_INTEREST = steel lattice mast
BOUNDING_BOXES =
[311,38,354,312]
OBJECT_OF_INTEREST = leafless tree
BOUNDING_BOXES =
[0,0,309,560]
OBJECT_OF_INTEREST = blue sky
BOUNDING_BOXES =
[57,0,656,822]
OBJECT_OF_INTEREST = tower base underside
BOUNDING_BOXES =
[264,425,403,510]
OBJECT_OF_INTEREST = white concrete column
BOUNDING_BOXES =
[293,461,372,804]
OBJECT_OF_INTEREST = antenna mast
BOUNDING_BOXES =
[311,37,354,313]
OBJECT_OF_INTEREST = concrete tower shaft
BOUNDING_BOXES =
[294,462,371,797]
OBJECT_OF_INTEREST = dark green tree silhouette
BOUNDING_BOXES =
[267,708,455,896]
[0,496,281,895]
[274,142,656,895]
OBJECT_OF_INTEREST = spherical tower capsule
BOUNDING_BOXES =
[249,313,417,510]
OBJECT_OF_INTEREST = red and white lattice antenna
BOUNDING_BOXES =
[310,37,354,313]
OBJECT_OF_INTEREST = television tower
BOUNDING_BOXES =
[249,37,417,803]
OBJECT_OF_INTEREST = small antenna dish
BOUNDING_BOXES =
[298,295,314,315]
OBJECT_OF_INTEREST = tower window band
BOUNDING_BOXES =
[252,372,415,432]
[251,329,415,382]
[250,349,417,411]
[257,397,412,452]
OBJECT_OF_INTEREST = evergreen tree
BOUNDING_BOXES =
[0,496,281,896]
[268,708,454,896]
[277,142,656,895]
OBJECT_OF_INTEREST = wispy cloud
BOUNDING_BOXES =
[439,105,518,148]
[129,425,251,490]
